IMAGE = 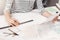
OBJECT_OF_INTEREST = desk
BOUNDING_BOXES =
[38,6,60,40]
[0,6,60,40]
[0,11,48,40]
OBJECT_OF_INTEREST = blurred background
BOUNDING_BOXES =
[42,0,59,7]
[0,0,59,14]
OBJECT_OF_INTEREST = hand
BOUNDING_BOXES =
[52,16,58,23]
[7,18,20,27]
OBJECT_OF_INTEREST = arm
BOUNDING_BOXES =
[4,0,19,26]
[36,0,44,10]
[36,0,59,23]
[41,10,59,23]
[4,0,13,19]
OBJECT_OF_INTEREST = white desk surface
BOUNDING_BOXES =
[0,7,60,40]
[0,11,48,40]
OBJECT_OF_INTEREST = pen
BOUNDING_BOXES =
[3,29,19,36]
[8,29,18,36]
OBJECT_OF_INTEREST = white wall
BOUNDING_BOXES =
[58,0,60,4]
[0,0,6,15]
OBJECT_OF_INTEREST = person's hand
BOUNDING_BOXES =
[42,11,59,23]
[7,18,20,27]
[52,16,58,23]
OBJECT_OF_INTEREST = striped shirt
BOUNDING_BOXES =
[4,0,44,13]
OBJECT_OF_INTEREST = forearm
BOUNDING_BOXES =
[4,0,13,19]
[41,11,52,18]
[42,11,59,22]
[4,10,11,19]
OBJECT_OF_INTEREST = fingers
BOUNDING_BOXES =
[14,20,20,24]
[10,20,20,27]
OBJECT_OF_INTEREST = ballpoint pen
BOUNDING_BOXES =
[8,29,18,36]
[3,29,18,36]
[0,20,33,29]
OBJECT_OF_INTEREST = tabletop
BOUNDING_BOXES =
[0,6,60,40]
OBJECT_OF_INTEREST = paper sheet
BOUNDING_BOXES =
[0,12,48,40]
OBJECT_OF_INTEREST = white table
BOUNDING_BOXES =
[0,6,60,40]
[38,6,60,40]
[0,11,48,40]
